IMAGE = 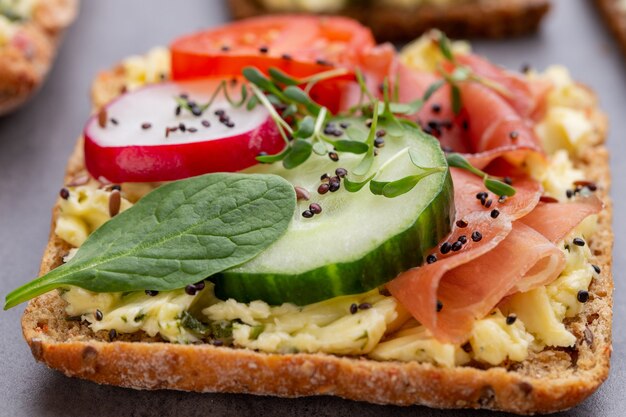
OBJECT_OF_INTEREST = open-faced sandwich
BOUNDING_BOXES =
[595,0,626,57]
[0,0,78,115]
[228,0,551,41]
[5,16,612,415]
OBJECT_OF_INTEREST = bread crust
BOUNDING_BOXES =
[594,0,626,56]
[20,69,613,414]
[0,0,79,116]
[227,0,551,41]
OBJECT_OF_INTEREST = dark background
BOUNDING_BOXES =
[0,1,623,415]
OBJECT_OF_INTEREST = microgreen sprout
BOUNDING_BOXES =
[446,153,516,196]
[435,31,513,114]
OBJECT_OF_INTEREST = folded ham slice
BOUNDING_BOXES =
[387,170,602,344]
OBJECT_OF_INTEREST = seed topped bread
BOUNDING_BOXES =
[595,0,626,57]
[0,0,78,115]
[227,0,551,42]
[19,56,613,413]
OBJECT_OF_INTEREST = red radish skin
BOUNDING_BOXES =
[84,80,284,183]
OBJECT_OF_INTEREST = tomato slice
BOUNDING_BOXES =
[170,15,375,80]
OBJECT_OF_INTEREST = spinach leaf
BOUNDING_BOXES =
[4,173,296,309]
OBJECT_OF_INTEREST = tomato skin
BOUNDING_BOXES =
[170,15,375,80]
[84,115,284,183]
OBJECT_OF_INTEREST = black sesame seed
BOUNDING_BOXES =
[427,120,439,130]
[202,120,211,128]
[111,184,122,192]
[431,104,441,114]
[281,53,292,60]
[318,183,330,194]
[471,231,483,242]
[592,264,601,274]
[141,122,152,130]
[350,303,358,314]
[498,195,507,203]
[214,109,225,116]
[188,127,198,133]
[302,210,314,218]
[440,242,452,254]
[485,199,493,208]
[110,118,118,125]
[108,329,117,341]
[506,314,517,325]
[509,131,519,141]
[221,45,230,52]
[179,123,186,132]
[259,46,269,54]
[95,309,103,321]
[451,241,463,252]
[335,167,348,178]
[185,284,198,296]
[365,119,373,128]
[374,137,385,148]
[225,121,235,128]
[329,181,340,192]
[175,105,181,116]
[574,180,598,191]
[212,339,224,346]
[490,209,500,219]
[145,290,159,296]
[194,281,206,291]
[59,188,70,199]
[573,237,585,246]
[190,106,202,117]
[503,177,513,185]
[358,303,372,310]
[577,290,590,303]
[426,254,437,264]
[436,300,443,312]
[316,58,331,66]
[521,63,532,73]
[309,203,322,214]
[379,287,391,296]
[456,219,468,228]
[458,235,467,244]
[339,122,349,129]
[476,192,488,200]
[328,152,339,162]
[376,129,386,137]
[566,189,574,199]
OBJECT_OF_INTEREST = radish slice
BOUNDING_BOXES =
[84,79,284,183]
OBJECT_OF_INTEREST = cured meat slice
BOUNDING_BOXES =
[387,169,543,343]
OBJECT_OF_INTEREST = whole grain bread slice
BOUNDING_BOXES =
[20,69,613,415]
[0,0,79,116]
[594,0,626,57]
[227,0,551,42]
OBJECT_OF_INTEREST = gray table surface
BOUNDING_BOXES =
[0,0,623,415]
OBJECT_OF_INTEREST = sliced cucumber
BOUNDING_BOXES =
[214,119,454,305]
